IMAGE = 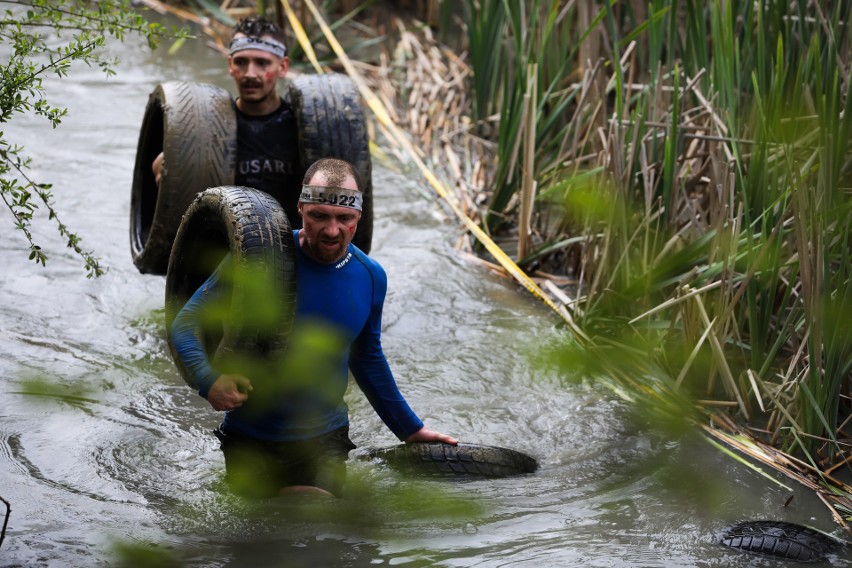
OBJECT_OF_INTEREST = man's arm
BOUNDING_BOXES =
[169,261,253,410]
[351,337,458,444]
[349,334,424,440]
[349,265,456,444]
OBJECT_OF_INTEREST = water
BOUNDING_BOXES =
[1,15,849,568]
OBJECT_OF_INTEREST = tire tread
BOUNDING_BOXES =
[164,186,296,389]
[719,520,842,562]
[130,81,236,274]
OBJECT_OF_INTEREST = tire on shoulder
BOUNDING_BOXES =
[164,186,296,389]
[362,442,539,478]
[286,73,373,254]
[130,81,237,275]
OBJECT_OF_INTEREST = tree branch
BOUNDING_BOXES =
[0,495,10,549]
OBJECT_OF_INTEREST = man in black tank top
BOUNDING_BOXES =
[153,17,304,227]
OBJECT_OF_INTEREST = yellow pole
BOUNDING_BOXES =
[281,0,323,73]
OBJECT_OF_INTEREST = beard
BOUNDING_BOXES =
[305,236,347,263]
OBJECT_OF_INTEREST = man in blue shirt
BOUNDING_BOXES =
[171,158,456,497]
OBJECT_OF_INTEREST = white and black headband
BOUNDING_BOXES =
[229,36,287,58]
[299,185,363,211]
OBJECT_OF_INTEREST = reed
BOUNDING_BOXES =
[347,0,849,471]
[461,0,581,233]
[457,0,852,515]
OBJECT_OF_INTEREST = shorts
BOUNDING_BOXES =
[213,425,356,498]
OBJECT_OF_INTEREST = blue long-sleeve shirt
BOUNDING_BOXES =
[170,231,424,442]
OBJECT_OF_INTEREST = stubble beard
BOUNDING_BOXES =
[306,237,346,264]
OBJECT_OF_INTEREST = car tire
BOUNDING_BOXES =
[286,73,373,254]
[363,442,539,478]
[719,520,843,562]
[130,81,237,274]
[164,186,296,389]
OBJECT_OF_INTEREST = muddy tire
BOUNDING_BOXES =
[363,442,539,478]
[131,81,237,275]
[164,186,296,389]
[286,73,373,253]
[719,520,842,562]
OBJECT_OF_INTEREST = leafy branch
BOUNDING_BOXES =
[0,0,189,277]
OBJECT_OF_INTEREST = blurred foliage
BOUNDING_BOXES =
[9,376,100,410]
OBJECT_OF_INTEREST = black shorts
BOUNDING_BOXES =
[213,425,356,498]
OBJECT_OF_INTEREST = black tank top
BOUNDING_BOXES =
[235,99,303,228]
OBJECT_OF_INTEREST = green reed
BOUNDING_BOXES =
[464,0,852,464]
[462,0,581,233]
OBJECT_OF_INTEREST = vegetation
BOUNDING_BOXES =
[3,0,846,530]
[450,0,852,523]
[0,0,187,277]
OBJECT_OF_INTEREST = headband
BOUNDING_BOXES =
[299,185,363,211]
[229,36,287,58]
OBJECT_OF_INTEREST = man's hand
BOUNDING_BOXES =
[207,374,253,411]
[405,426,458,445]
[152,151,164,186]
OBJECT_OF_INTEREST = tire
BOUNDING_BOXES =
[164,186,296,389]
[130,81,237,275]
[719,520,843,562]
[362,442,539,478]
[286,73,373,254]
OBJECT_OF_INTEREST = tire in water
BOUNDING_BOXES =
[286,73,373,254]
[131,81,237,275]
[363,442,539,478]
[164,186,296,389]
[719,520,843,562]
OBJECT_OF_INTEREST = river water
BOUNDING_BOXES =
[1,14,849,568]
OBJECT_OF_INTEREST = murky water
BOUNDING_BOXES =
[1,15,850,568]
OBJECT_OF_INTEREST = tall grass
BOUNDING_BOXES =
[463,0,581,233]
[462,0,852,474]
